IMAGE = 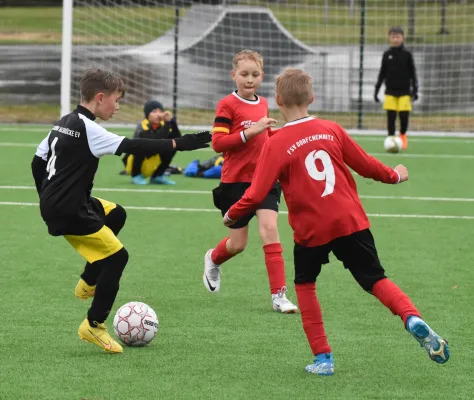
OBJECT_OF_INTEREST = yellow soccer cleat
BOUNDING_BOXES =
[78,318,123,353]
[74,278,96,300]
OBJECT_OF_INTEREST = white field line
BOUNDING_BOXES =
[0,185,210,195]
[2,185,474,203]
[1,141,474,159]
[2,201,474,220]
[4,137,474,146]
[2,124,474,138]
[0,142,37,147]
[1,185,474,203]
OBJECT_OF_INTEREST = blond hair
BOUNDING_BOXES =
[276,68,313,107]
[232,49,264,70]
[80,67,125,102]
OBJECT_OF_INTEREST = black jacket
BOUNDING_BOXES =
[133,118,181,141]
[375,45,418,97]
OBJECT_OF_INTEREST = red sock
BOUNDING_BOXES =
[295,283,331,355]
[211,237,234,265]
[263,243,287,294]
[372,278,421,326]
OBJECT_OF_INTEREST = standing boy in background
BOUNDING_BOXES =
[203,50,298,314]
[374,26,418,150]
[125,100,181,185]
[225,68,449,375]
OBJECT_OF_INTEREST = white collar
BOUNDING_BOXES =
[231,90,260,105]
[284,116,315,127]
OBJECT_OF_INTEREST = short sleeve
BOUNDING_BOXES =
[35,132,51,161]
[79,114,125,158]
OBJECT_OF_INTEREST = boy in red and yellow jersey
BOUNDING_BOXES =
[203,50,297,313]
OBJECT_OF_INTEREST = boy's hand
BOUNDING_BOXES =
[394,164,408,183]
[412,92,418,102]
[374,92,380,103]
[244,117,277,140]
[223,211,236,227]
[174,131,211,151]
[163,111,173,122]
[254,117,277,133]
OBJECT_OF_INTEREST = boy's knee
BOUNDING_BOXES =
[112,247,129,269]
[106,205,127,235]
[230,241,246,254]
[228,234,247,254]
[258,220,279,242]
[294,267,319,284]
[99,247,129,285]
[111,247,129,277]
[355,272,387,293]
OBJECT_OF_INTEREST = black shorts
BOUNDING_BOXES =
[212,182,281,229]
[293,229,386,291]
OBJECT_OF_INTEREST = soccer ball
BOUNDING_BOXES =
[383,136,403,153]
[113,302,159,346]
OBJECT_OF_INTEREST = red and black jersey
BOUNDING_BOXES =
[228,117,400,247]
[212,91,269,183]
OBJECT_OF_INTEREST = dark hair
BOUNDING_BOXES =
[80,68,125,102]
[389,26,404,36]
[144,100,164,118]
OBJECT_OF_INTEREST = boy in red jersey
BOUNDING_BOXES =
[224,68,449,375]
[203,50,298,313]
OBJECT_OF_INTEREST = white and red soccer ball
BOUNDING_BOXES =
[113,302,159,346]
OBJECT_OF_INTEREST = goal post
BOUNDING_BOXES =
[64,0,474,132]
[60,0,74,118]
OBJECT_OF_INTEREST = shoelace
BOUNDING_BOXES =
[276,286,288,299]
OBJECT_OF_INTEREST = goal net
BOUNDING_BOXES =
[68,0,474,132]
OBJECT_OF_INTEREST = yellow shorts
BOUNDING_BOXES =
[383,95,412,112]
[125,154,161,178]
[64,198,123,263]
[94,197,116,216]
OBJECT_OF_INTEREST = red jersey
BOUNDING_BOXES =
[212,91,269,183]
[227,117,400,247]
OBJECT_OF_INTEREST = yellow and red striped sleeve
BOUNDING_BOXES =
[212,100,232,134]
[212,116,231,134]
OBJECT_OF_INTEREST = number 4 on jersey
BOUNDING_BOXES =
[305,150,335,197]
[46,137,59,180]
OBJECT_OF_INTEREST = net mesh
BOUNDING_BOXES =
[71,0,474,131]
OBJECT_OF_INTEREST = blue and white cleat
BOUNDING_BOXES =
[305,353,334,376]
[150,175,176,185]
[131,174,148,185]
[406,316,450,364]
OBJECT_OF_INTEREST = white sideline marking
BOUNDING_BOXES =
[0,185,211,195]
[2,124,474,138]
[1,201,473,220]
[0,142,37,147]
[1,185,474,203]
[353,137,474,144]
[2,141,474,159]
[370,152,474,159]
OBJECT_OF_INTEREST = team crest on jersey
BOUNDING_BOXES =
[241,120,256,129]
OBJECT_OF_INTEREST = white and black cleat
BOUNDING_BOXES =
[272,286,298,314]
[203,249,221,293]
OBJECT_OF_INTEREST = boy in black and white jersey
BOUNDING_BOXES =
[31,68,211,353]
